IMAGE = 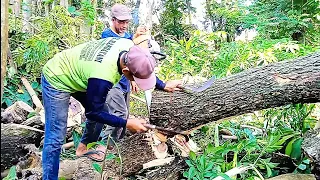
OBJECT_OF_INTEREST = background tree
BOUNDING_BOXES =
[1,0,9,102]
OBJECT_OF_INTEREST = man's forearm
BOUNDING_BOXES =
[86,78,127,127]
[86,110,127,127]
[155,76,166,90]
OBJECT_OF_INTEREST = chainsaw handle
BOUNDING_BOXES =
[143,124,156,129]
[150,51,167,60]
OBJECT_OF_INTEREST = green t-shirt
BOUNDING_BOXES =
[43,37,134,93]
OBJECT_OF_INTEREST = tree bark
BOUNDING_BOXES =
[1,101,34,124]
[1,123,43,172]
[1,0,9,103]
[60,0,68,9]
[150,53,320,131]
[138,0,154,30]
[22,0,32,33]
[302,129,320,179]
[13,0,21,17]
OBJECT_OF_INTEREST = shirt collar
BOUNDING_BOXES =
[117,51,127,75]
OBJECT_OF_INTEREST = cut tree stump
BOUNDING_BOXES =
[150,53,320,131]
[1,123,43,172]
[101,133,158,178]
[1,101,34,124]
[141,156,188,180]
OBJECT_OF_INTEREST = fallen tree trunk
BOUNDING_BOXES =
[1,123,43,172]
[150,53,320,131]
[16,133,183,179]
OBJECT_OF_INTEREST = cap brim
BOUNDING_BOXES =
[116,15,132,20]
[133,72,156,91]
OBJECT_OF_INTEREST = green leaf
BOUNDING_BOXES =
[266,165,273,178]
[298,164,307,170]
[27,111,37,119]
[97,141,106,146]
[205,143,214,154]
[3,166,16,180]
[201,126,209,133]
[185,160,194,167]
[302,159,311,164]
[105,153,116,160]
[115,157,121,164]
[204,172,215,178]
[200,155,206,170]
[217,173,232,180]
[59,177,67,180]
[68,6,76,13]
[80,122,86,127]
[205,162,214,171]
[267,162,279,169]
[274,134,296,146]
[189,151,197,161]
[188,166,196,179]
[72,130,81,149]
[285,138,296,156]
[73,11,82,16]
[92,163,102,173]
[291,138,303,159]
[31,81,39,89]
[86,142,97,150]
[4,98,13,107]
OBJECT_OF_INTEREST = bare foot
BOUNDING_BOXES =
[75,143,88,157]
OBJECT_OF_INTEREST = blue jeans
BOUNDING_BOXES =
[41,75,105,179]
[41,75,70,180]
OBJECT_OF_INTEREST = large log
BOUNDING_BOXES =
[1,101,34,124]
[150,53,320,131]
[1,123,43,172]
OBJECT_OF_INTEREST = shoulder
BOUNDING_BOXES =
[101,28,115,38]
[116,38,134,48]
[124,32,133,40]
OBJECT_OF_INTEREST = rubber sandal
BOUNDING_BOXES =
[78,150,105,162]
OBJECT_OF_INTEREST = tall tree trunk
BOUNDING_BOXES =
[44,4,49,16]
[186,0,192,25]
[91,0,97,38]
[60,0,68,9]
[150,53,320,131]
[138,0,153,31]
[1,0,9,102]
[22,0,32,33]
[13,0,21,17]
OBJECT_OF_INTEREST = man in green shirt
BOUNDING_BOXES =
[41,37,157,179]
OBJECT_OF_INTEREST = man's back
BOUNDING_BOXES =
[43,37,134,92]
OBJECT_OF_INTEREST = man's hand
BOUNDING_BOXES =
[133,25,148,39]
[126,118,147,133]
[163,80,183,92]
[136,25,147,36]
[130,81,139,93]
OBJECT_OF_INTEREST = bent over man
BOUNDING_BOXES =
[41,37,156,179]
